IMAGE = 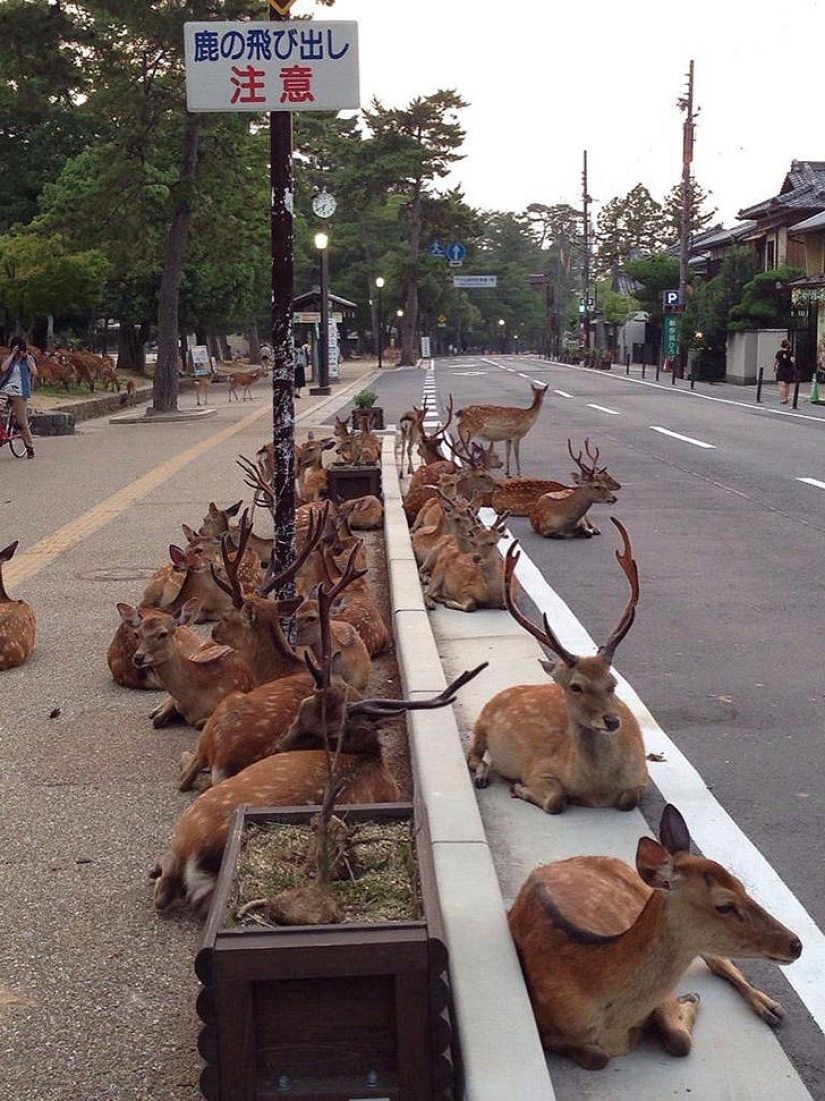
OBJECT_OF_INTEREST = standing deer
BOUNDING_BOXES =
[151,665,486,916]
[195,375,212,406]
[396,405,424,475]
[228,367,266,402]
[468,520,648,812]
[0,541,36,670]
[456,382,548,476]
[508,804,802,1068]
[529,440,620,538]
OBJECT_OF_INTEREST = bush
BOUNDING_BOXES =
[353,387,378,409]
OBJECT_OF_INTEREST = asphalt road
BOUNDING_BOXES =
[350,354,825,1097]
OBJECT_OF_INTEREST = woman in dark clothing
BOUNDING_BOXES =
[294,342,307,398]
[774,339,795,404]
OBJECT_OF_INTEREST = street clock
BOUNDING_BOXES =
[312,189,337,219]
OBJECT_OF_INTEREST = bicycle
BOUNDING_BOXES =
[0,397,28,458]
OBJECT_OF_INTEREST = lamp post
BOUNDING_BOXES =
[375,277,385,368]
[312,231,331,395]
[396,309,404,348]
[498,317,506,353]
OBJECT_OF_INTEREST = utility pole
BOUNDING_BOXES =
[678,60,696,376]
[582,150,591,349]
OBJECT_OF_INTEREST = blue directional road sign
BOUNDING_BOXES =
[447,242,466,262]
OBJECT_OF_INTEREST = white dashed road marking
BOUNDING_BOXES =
[553,389,572,398]
[650,425,715,449]
[797,477,825,490]
[587,403,621,416]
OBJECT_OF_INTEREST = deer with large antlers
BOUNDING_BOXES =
[530,440,620,539]
[117,598,255,729]
[490,439,616,519]
[0,541,36,670]
[180,535,362,791]
[456,382,548,477]
[508,803,802,1068]
[151,664,487,916]
[468,519,647,811]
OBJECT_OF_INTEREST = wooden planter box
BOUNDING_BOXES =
[196,803,459,1101]
[352,406,385,430]
[326,464,382,503]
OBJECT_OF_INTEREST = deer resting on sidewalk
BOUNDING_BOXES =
[508,803,802,1068]
[468,519,648,812]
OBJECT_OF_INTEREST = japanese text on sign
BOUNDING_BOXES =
[184,22,360,113]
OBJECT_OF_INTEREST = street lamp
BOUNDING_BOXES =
[313,231,331,395]
[498,317,506,353]
[396,309,404,348]
[375,277,385,368]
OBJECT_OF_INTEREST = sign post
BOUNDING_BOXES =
[184,14,359,582]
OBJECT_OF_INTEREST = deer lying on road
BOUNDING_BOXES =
[117,598,255,729]
[423,514,509,612]
[468,520,648,812]
[0,541,36,670]
[333,415,381,466]
[108,606,202,690]
[139,545,188,609]
[530,441,620,539]
[228,367,267,402]
[508,804,802,1068]
[151,665,486,916]
[456,382,548,476]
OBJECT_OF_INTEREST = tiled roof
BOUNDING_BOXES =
[738,160,825,220]
[789,210,825,235]
[665,221,756,257]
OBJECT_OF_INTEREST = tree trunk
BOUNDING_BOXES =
[117,320,149,373]
[400,187,423,367]
[247,321,261,364]
[153,112,200,412]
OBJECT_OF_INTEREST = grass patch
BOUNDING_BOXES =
[230,817,421,927]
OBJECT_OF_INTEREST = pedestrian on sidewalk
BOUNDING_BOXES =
[294,341,307,398]
[0,338,37,457]
[774,339,795,404]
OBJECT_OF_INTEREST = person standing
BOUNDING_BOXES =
[294,341,307,398]
[774,339,795,404]
[0,338,37,458]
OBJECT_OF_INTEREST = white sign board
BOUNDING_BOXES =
[295,311,343,324]
[184,22,359,113]
[420,335,431,358]
[328,317,340,381]
[189,345,212,376]
[453,275,497,288]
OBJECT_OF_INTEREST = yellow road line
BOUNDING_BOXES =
[6,404,270,587]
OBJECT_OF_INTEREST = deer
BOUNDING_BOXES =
[117,598,255,729]
[0,541,36,670]
[159,530,262,623]
[139,545,188,609]
[228,366,266,402]
[179,531,361,791]
[423,514,510,612]
[118,378,138,407]
[198,498,274,569]
[529,440,621,538]
[396,405,424,475]
[107,605,202,690]
[508,803,803,1069]
[319,543,388,657]
[296,590,372,692]
[195,374,212,406]
[468,520,648,813]
[338,494,384,530]
[456,382,548,477]
[296,435,336,502]
[151,665,487,916]
[333,415,381,466]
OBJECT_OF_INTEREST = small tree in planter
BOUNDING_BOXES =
[352,386,384,430]
[195,581,486,1100]
[329,413,383,501]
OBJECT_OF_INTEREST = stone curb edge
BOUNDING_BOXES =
[381,437,555,1101]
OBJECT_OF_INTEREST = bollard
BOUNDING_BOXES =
[642,362,646,379]
[792,379,800,409]
[690,373,695,390]
[671,365,677,386]
[655,362,661,381]
[756,366,764,403]
[625,354,630,375]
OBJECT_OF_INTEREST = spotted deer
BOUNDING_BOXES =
[108,606,202,690]
[395,405,424,475]
[338,494,384,530]
[195,374,212,406]
[296,595,372,691]
[468,520,648,812]
[0,541,36,670]
[296,435,336,502]
[139,545,188,609]
[198,498,274,569]
[423,512,510,612]
[456,382,548,476]
[117,599,255,729]
[151,665,486,916]
[529,440,621,538]
[179,535,362,791]
[508,804,802,1069]
[228,367,266,402]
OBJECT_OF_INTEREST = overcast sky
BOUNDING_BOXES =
[323,0,823,228]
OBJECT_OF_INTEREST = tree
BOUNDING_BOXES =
[662,179,716,245]
[596,185,667,275]
[362,90,469,365]
[623,254,681,324]
[728,266,804,331]
[679,247,756,379]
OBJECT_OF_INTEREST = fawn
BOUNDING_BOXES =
[0,541,36,670]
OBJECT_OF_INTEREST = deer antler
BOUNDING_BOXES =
[596,518,640,664]
[346,662,489,719]
[238,452,275,513]
[257,501,330,597]
[210,509,255,608]
[503,542,577,667]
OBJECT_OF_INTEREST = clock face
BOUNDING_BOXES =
[312,191,337,219]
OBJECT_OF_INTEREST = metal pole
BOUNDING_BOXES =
[582,150,590,350]
[690,373,695,390]
[671,363,677,386]
[655,360,661,382]
[269,9,296,589]
[314,246,330,393]
[678,60,695,379]
[792,379,800,409]
[625,353,630,375]
[377,285,383,369]
[756,366,764,403]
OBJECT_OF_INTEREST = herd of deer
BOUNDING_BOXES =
[395,381,802,1067]
[0,379,803,1073]
[0,345,122,392]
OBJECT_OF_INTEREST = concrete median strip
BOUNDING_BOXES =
[381,437,556,1101]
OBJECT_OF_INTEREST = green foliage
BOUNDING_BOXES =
[661,180,716,245]
[623,254,681,322]
[353,388,378,409]
[0,233,110,329]
[728,266,804,331]
[679,247,757,379]
[597,279,640,325]
[596,185,667,275]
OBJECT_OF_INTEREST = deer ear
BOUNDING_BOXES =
[169,544,187,568]
[117,602,142,628]
[636,837,676,890]
[659,804,691,855]
[226,499,243,517]
[538,658,558,677]
[175,599,200,627]
[207,502,219,515]
[182,523,197,543]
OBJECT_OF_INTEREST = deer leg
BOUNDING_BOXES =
[151,696,180,728]
[178,749,207,792]
[543,1035,610,1070]
[504,438,512,477]
[514,437,522,477]
[615,787,642,811]
[650,992,700,1057]
[469,748,493,788]
[512,768,566,814]
[152,853,185,911]
[701,955,785,1027]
